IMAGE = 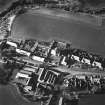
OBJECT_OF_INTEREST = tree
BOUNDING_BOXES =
[84,0,105,5]
[68,0,83,12]
[0,61,14,84]
[0,63,8,84]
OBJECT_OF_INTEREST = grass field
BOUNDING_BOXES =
[1,6,105,105]
[11,8,105,57]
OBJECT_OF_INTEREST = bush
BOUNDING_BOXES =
[0,62,14,84]
[68,0,83,12]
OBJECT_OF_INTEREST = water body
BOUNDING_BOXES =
[11,10,105,57]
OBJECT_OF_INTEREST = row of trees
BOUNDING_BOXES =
[1,0,105,14]
[0,62,14,84]
[83,0,105,6]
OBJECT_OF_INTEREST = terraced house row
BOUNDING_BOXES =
[0,38,105,70]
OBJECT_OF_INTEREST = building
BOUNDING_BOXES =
[14,66,39,86]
